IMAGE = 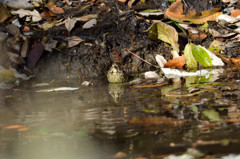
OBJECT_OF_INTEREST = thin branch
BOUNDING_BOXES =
[127,49,153,66]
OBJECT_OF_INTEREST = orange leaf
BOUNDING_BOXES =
[231,57,240,65]
[189,32,207,42]
[48,5,65,14]
[165,0,184,20]
[230,9,240,17]
[129,116,186,126]
[164,55,185,68]
[17,127,29,132]
[183,8,222,24]
[4,125,24,129]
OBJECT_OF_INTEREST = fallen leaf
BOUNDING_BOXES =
[129,116,186,126]
[138,9,164,17]
[183,8,222,24]
[0,4,10,23]
[189,32,207,42]
[165,0,184,20]
[4,125,24,129]
[231,57,240,65]
[41,20,58,30]
[74,14,98,22]
[191,44,212,67]
[118,0,127,2]
[202,109,221,122]
[155,55,167,68]
[164,55,185,68]
[230,9,240,17]
[128,0,135,8]
[200,46,224,66]
[17,127,29,131]
[66,36,84,47]
[48,5,65,14]
[27,41,44,70]
[83,19,97,29]
[114,152,127,159]
[11,9,42,22]
[147,21,179,53]
[144,71,160,79]
[65,17,77,32]
[0,69,16,82]
[184,43,197,68]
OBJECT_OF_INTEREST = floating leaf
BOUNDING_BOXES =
[184,43,197,68]
[129,116,186,126]
[147,21,179,53]
[164,55,185,68]
[202,109,221,122]
[4,125,24,129]
[0,70,16,82]
[191,43,212,67]
[65,17,77,32]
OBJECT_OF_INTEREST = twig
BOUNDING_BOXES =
[226,69,233,82]
[127,49,153,66]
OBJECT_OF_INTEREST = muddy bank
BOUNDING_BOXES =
[0,0,229,81]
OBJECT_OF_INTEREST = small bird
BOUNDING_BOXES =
[0,0,40,9]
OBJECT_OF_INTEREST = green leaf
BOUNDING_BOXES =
[191,43,212,67]
[147,21,179,53]
[188,105,198,113]
[202,109,221,122]
[184,43,197,68]
[140,0,146,3]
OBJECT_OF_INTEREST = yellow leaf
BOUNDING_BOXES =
[183,8,222,24]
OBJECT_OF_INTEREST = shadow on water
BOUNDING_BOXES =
[0,68,240,159]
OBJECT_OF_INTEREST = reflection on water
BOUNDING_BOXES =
[0,69,240,158]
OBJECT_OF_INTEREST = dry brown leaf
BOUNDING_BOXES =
[0,4,10,23]
[65,17,77,32]
[165,0,184,20]
[230,9,240,17]
[67,36,84,48]
[183,8,222,24]
[164,55,185,68]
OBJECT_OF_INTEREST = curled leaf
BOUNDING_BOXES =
[184,43,197,68]
[164,55,185,68]
[191,44,212,67]
[147,21,179,53]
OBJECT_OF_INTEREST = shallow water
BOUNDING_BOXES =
[0,68,240,159]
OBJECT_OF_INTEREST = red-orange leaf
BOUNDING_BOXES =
[165,0,184,20]
[230,9,240,17]
[231,57,240,65]
[48,5,65,14]
[4,125,24,129]
[164,55,186,68]
[17,127,29,132]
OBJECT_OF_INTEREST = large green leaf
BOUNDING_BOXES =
[191,43,212,67]
[147,21,179,53]
[184,43,197,68]
[202,109,221,122]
